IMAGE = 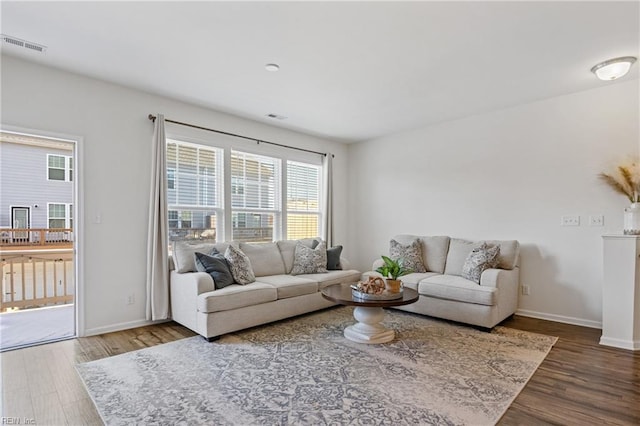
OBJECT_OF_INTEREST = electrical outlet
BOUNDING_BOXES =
[589,215,604,226]
[126,294,135,305]
[521,285,530,296]
[561,215,580,226]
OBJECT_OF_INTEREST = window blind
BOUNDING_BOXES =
[167,140,223,241]
[231,150,281,242]
[286,161,321,240]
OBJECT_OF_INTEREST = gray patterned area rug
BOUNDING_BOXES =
[76,307,557,425]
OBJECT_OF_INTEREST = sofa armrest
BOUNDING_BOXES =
[480,267,520,321]
[480,267,519,289]
[170,271,214,333]
[172,271,215,295]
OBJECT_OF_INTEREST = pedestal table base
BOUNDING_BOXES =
[343,306,395,344]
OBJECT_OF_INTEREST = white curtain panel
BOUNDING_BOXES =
[146,114,169,320]
[323,153,334,247]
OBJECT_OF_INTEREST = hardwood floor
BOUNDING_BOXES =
[1,315,638,425]
[499,316,639,425]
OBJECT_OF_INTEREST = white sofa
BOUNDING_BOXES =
[170,239,361,340]
[365,235,520,329]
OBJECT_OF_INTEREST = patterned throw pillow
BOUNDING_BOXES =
[194,251,235,289]
[291,241,328,275]
[224,245,256,285]
[461,242,501,284]
[390,239,426,273]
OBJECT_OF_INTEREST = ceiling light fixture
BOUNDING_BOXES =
[591,56,637,81]
[265,63,280,72]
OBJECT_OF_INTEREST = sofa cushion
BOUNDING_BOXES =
[461,243,500,284]
[390,238,427,273]
[419,275,497,306]
[396,272,441,291]
[486,239,520,270]
[326,245,343,270]
[194,251,235,289]
[197,282,277,313]
[301,270,362,290]
[239,242,286,277]
[392,235,450,274]
[172,241,238,273]
[445,238,519,276]
[291,241,328,275]
[255,275,318,299]
[277,239,319,274]
[444,239,481,276]
[224,245,256,285]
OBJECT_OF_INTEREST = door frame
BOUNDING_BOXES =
[10,205,31,241]
[1,125,85,337]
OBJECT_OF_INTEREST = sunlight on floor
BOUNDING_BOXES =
[0,304,75,351]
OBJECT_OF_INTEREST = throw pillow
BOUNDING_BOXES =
[291,241,328,275]
[390,238,427,273]
[224,245,256,285]
[194,251,235,289]
[461,242,501,284]
[326,245,343,270]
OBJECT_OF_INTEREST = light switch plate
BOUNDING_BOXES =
[561,215,580,226]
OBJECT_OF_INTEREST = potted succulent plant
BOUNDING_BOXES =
[375,255,412,293]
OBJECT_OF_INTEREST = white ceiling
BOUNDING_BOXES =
[1,1,638,143]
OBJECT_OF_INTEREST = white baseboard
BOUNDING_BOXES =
[515,309,602,329]
[83,318,170,337]
[599,336,640,350]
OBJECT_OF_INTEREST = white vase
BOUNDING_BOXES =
[623,203,640,235]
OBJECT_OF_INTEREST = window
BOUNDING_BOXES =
[166,140,223,242]
[286,161,321,240]
[47,154,73,181]
[165,139,323,244]
[48,203,72,229]
[231,151,281,242]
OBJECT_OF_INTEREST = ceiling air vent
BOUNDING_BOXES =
[1,34,47,53]
[266,113,287,120]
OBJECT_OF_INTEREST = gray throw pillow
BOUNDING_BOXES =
[326,245,343,270]
[291,241,328,275]
[194,251,235,289]
[461,242,501,284]
[224,245,255,285]
[390,238,426,273]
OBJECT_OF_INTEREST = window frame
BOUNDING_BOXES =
[166,139,225,242]
[47,202,73,229]
[47,154,73,182]
[165,134,324,244]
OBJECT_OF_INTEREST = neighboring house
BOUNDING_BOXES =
[0,137,74,243]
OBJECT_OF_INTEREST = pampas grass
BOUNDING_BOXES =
[600,160,640,203]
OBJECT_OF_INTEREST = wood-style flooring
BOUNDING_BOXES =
[1,314,638,425]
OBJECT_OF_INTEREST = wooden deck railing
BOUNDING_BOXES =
[0,228,73,248]
[1,250,74,311]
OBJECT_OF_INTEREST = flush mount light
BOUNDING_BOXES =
[265,63,280,72]
[591,56,637,81]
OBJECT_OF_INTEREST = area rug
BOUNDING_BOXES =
[76,307,556,425]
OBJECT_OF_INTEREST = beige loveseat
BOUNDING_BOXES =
[365,235,520,329]
[170,239,361,340]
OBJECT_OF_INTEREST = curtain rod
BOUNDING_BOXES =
[148,114,330,157]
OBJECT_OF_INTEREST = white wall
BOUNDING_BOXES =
[1,55,351,335]
[348,79,639,327]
